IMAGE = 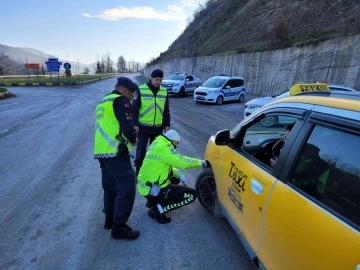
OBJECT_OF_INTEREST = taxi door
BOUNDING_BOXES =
[217,146,278,254]
[257,111,360,270]
[217,109,304,255]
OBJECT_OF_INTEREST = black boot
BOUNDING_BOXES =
[148,206,171,224]
[111,223,140,240]
[145,200,153,208]
[104,215,113,230]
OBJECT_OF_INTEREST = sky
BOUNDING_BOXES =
[1,0,206,65]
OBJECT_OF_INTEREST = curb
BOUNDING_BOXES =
[0,76,118,87]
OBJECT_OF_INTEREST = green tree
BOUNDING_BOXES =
[96,61,102,74]
[117,56,126,73]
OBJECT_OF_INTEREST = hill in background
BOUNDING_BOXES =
[150,0,360,64]
[0,44,91,75]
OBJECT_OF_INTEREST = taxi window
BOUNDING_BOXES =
[289,125,360,228]
[234,113,298,169]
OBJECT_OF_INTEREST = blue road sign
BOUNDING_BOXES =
[64,62,71,70]
[48,68,60,72]
[46,62,62,66]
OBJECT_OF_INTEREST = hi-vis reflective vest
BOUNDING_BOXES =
[94,93,131,159]
[137,135,202,196]
[138,84,167,127]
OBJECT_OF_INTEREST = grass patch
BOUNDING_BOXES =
[0,74,119,84]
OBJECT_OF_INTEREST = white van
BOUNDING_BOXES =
[193,75,246,105]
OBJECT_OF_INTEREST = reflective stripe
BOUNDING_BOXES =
[101,97,117,103]
[139,122,162,127]
[141,94,155,98]
[94,153,117,158]
[163,193,195,212]
[155,103,163,115]
[95,123,118,149]
[139,104,155,118]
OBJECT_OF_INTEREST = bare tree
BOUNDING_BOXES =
[0,47,11,75]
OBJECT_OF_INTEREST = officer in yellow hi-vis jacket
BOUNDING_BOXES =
[94,77,140,240]
[132,69,171,176]
[137,130,210,224]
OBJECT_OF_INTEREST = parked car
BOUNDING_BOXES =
[161,72,202,98]
[244,83,358,118]
[196,85,360,270]
[193,75,246,105]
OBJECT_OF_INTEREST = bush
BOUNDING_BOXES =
[0,87,7,93]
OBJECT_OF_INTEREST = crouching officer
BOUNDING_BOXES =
[137,130,209,224]
[94,77,140,240]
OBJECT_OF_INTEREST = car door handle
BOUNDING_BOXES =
[250,179,263,195]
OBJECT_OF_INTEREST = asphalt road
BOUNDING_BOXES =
[0,74,256,270]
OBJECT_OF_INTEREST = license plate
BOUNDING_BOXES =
[196,96,205,100]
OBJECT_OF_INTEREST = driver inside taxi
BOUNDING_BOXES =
[270,123,294,168]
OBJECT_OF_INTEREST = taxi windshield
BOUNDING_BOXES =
[166,74,185,81]
[202,78,227,88]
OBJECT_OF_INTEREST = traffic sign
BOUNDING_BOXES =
[65,69,72,77]
[64,62,71,69]
[25,63,40,69]
[46,57,62,73]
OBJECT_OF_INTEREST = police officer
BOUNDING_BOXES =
[137,130,209,224]
[132,69,170,176]
[94,77,140,240]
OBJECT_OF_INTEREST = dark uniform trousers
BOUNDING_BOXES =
[146,180,197,214]
[99,155,136,225]
[134,132,159,173]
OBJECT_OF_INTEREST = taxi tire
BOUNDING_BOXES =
[195,168,216,215]
[216,96,223,105]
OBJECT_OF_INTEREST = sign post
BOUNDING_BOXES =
[46,58,62,83]
[24,62,40,82]
[64,62,72,80]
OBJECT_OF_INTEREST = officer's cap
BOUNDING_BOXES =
[116,77,139,92]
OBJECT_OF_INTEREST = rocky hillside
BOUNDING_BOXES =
[151,0,360,64]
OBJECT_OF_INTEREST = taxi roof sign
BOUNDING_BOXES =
[289,83,329,96]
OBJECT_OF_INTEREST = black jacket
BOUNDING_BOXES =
[132,80,170,134]
[111,90,137,144]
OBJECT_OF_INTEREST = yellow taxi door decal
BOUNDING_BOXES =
[218,147,277,253]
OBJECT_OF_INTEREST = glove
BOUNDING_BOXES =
[201,160,210,168]
[179,174,188,185]
[149,184,161,197]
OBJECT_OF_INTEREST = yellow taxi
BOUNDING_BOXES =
[196,84,360,270]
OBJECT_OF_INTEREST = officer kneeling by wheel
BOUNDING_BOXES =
[137,130,210,224]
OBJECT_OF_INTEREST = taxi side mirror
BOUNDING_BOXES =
[215,129,230,146]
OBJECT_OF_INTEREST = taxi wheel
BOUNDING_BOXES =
[216,96,223,105]
[178,88,185,98]
[196,168,216,215]
[261,115,279,127]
